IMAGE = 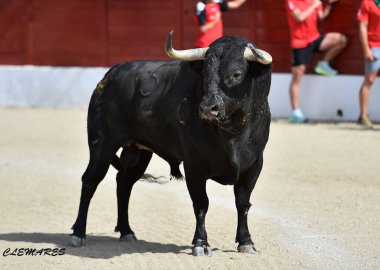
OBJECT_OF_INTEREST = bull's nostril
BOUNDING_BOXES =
[210,105,219,116]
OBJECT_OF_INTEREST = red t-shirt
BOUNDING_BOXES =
[285,0,323,48]
[195,2,228,48]
[357,0,380,48]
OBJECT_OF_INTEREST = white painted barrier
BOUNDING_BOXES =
[0,66,379,121]
[270,73,380,121]
[0,65,105,108]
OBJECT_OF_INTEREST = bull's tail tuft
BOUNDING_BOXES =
[140,174,165,183]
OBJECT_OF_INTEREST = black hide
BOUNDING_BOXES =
[71,35,272,255]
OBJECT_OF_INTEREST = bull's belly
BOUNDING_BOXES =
[211,175,239,185]
[131,133,184,162]
[129,124,258,185]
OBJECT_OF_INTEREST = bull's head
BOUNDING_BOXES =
[165,31,272,127]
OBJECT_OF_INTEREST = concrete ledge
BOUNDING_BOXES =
[0,65,106,108]
[270,73,380,122]
[0,65,379,121]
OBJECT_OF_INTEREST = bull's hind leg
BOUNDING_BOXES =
[115,148,152,242]
[70,140,120,247]
[234,156,263,254]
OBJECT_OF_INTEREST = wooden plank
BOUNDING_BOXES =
[107,0,181,63]
[0,0,370,74]
[32,0,103,66]
[0,0,28,64]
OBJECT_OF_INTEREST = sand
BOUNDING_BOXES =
[0,108,379,269]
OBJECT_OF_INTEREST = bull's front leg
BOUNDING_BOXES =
[185,177,213,256]
[234,156,263,254]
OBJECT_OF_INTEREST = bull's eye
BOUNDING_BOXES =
[232,71,242,80]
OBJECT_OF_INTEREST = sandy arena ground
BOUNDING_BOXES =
[0,108,379,269]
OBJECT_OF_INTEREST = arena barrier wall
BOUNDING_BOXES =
[0,66,379,122]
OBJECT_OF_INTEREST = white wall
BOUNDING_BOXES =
[270,73,380,121]
[0,66,379,121]
[0,66,105,108]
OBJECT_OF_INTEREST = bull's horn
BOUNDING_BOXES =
[244,43,272,65]
[165,30,208,61]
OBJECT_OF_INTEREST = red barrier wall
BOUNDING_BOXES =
[0,0,363,74]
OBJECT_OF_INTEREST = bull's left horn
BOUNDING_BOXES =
[244,43,272,65]
[165,30,208,61]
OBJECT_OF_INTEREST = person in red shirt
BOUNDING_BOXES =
[195,0,246,48]
[357,0,380,129]
[285,0,347,123]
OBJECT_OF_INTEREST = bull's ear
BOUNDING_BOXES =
[244,43,272,65]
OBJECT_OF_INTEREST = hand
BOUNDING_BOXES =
[327,0,339,5]
[214,12,221,22]
[312,0,322,9]
[364,49,374,62]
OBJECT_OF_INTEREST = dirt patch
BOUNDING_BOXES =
[0,108,379,269]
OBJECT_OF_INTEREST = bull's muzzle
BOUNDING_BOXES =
[199,98,225,122]
[199,103,219,119]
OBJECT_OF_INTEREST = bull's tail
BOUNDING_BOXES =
[111,151,184,181]
[143,161,184,181]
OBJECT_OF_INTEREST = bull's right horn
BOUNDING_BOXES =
[244,43,272,65]
[165,31,208,61]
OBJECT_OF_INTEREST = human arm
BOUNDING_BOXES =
[226,0,246,10]
[290,0,322,23]
[196,1,222,33]
[199,12,221,33]
[318,0,339,20]
[358,20,374,61]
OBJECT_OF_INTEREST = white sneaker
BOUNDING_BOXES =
[314,61,338,76]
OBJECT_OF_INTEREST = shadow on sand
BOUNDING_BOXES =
[0,233,192,259]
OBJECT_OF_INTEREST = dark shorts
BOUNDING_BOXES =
[291,35,325,66]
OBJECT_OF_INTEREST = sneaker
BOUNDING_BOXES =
[357,114,374,129]
[289,112,308,123]
[314,61,338,76]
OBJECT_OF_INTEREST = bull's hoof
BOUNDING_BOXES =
[120,233,138,242]
[192,245,213,257]
[69,235,86,247]
[237,244,257,254]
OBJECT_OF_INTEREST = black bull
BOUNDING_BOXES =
[70,31,272,256]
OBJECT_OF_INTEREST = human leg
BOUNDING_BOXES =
[319,32,347,61]
[289,65,307,123]
[315,33,347,76]
[358,71,378,128]
[358,48,380,128]
[359,71,377,115]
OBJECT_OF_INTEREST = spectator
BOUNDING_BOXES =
[195,0,246,48]
[357,0,380,129]
[285,0,347,123]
